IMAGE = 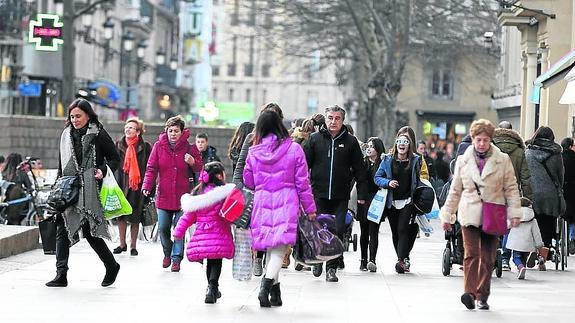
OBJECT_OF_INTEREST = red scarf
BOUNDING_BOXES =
[123,136,141,191]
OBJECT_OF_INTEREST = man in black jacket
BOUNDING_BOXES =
[303,105,367,282]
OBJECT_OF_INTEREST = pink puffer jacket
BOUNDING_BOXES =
[243,135,316,250]
[174,184,235,262]
[142,129,203,211]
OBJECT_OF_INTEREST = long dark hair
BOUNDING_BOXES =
[1,153,23,182]
[228,121,255,159]
[253,110,289,148]
[65,99,101,127]
[191,161,226,195]
[366,137,385,163]
[529,126,555,142]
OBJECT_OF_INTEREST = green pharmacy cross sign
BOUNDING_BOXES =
[28,14,64,51]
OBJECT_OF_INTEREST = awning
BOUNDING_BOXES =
[531,48,575,104]
[559,67,575,104]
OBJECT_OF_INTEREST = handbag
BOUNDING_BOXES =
[219,184,254,229]
[473,181,508,236]
[141,197,158,227]
[47,175,80,212]
[367,188,388,224]
[38,217,56,255]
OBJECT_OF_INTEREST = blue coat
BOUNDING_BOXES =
[373,154,426,209]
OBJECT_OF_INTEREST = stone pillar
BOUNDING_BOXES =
[519,25,538,139]
[538,45,550,127]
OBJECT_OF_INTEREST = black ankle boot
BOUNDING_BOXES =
[46,272,68,287]
[270,283,282,306]
[205,284,218,304]
[102,262,120,287]
[258,278,274,307]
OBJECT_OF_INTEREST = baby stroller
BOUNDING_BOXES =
[442,221,503,278]
[344,210,358,252]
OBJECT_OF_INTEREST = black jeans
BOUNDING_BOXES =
[535,212,556,248]
[206,259,222,287]
[55,214,116,273]
[386,205,418,261]
[358,202,383,263]
[315,198,349,270]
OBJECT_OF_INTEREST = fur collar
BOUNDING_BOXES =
[459,143,507,184]
[493,128,525,148]
[181,183,235,212]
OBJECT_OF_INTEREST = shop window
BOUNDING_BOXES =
[430,68,453,99]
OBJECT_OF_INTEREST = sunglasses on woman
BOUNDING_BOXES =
[395,138,410,145]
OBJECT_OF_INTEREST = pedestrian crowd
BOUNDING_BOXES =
[2,98,574,312]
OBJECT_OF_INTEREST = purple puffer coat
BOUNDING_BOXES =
[142,129,203,211]
[174,184,236,262]
[243,135,316,250]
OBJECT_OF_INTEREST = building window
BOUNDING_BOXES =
[244,64,253,77]
[262,89,267,103]
[262,64,271,77]
[228,88,234,101]
[431,68,453,99]
[231,0,239,26]
[228,64,236,76]
[246,89,251,102]
[307,92,318,115]
[213,88,218,100]
[247,0,256,26]
[212,66,220,76]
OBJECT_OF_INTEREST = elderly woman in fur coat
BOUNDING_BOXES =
[441,119,521,311]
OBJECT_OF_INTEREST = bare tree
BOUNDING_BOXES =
[253,0,499,142]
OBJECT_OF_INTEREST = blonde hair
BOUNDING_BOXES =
[469,119,495,139]
[126,117,145,134]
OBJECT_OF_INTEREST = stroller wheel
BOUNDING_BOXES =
[353,234,358,252]
[442,248,451,276]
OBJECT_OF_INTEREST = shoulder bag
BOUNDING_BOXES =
[473,181,508,236]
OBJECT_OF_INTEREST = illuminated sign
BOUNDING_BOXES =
[28,14,64,51]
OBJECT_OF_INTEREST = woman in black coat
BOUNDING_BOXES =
[561,137,575,253]
[113,118,152,256]
[46,99,121,288]
[525,126,565,270]
[356,137,385,272]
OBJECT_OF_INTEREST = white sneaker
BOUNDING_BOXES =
[367,261,377,272]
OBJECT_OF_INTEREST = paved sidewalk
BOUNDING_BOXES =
[1,222,574,323]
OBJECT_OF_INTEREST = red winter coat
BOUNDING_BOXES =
[142,129,203,211]
[175,184,236,262]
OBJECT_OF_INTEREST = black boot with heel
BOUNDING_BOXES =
[258,278,274,307]
[46,271,68,287]
[270,283,283,306]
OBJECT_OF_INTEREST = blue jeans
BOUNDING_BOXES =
[512,250,527,267]
[569,223,575,240]
[157,208,184,262]
[502,234,511,261]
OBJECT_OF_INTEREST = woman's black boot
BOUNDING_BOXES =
[205,284,218,304]
[46,271,68,287]
[258,278,274,307]
[101,262,120,287]
[270,283,283,306]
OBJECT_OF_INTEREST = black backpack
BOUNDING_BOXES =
[413,182,435,215]
[438,179,452,208]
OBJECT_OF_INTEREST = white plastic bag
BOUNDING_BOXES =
[415,214,434,235]
[232,226,253,281]
[367,188,388,223]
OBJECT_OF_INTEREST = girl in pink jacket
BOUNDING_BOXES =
[174,162,235,304]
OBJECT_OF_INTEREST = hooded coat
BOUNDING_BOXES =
[175,184,236,262]
[492,128,533,203]
[563,149,575,221]
[243,135,316,250]
[440,144,522,227]
[142,129,203,211]
[505,207,543,252]
[525,138,565,217]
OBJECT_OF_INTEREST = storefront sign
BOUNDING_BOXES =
[28,14,64,51]
[18,83,42,97]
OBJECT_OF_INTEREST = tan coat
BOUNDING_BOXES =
[440,143,521,227]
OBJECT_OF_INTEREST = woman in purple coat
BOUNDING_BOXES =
[243,110,317,308]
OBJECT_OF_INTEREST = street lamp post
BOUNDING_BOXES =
[121,31,135,118]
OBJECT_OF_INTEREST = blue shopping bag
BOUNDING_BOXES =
[367,188,388,223]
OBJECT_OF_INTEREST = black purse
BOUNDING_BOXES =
[141,197,157,227]
[47,175,80,212]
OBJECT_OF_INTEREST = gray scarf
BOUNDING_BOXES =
[59,123,110,245]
